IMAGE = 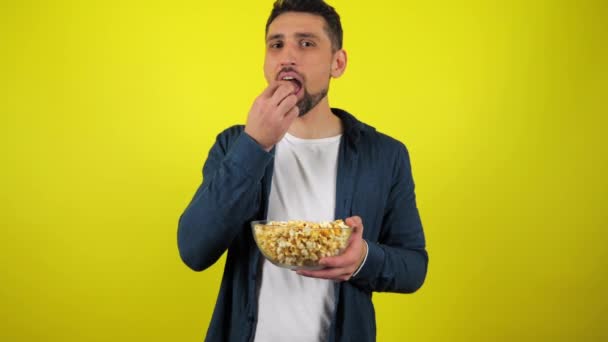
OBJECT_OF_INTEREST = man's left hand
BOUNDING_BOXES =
[296,216,367,281]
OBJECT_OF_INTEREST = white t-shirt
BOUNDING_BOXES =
[253,132,342,342]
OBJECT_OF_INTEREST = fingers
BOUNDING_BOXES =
[317,216,364,269]
[269,82,296,106]
[280,105,299,131]
[277,93,298,116]
[245,81,299,150]
[344,216,363,246]
[295,217,367,282]
[297,268,351,281]
[276,105,298,134]
[259,82,283,99]
[319,253,352,268]
[345,216,363,233]
[319,237,361,268]
[285,103,299,119]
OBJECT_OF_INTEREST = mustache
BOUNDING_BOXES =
[276,67,303,80]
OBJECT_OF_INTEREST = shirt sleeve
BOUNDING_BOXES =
[349,142,428,293]
[177,129,273,271]
[350,240,369,278]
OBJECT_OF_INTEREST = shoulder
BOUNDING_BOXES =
[216,124,245,140]
[214,124,245,151]
[358,121,410,159]
[356,123,414,185]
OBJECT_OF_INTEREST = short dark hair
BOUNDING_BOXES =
[265,0,343,51]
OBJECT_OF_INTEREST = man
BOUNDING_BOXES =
[177,1,428,341]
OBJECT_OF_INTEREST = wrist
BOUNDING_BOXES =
[351,240,368,279]
[243,129,272,151]
[359,240,368,267]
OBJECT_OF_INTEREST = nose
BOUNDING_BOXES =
[279,43,298,67]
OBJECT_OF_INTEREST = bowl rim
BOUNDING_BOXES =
[250,219,353,228]
[250,219,353,270]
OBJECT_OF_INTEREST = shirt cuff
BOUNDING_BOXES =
[349,240,385,282]
[351,240,369,278]
[224,131,274,181]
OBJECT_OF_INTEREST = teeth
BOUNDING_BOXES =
[282,76,295,80]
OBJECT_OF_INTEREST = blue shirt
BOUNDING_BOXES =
[178,108,428,342]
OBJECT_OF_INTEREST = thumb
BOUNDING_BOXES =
[345,216,363,237]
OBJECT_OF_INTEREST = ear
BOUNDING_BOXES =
[330,49,347,78]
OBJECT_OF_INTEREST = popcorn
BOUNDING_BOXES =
[253,220,352,269]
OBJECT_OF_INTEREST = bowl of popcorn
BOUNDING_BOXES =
[251,219,352,270]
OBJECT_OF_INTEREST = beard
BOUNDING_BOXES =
[296,87,328,117]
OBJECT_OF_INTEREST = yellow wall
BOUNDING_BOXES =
[1,0,606,341]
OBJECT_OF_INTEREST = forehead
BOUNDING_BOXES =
[266,12,329,40]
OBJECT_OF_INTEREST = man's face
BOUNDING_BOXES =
[264,12,340,117]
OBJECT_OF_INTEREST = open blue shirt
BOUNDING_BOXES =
[178,108,428,342]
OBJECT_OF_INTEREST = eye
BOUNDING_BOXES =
[269,41,283,49]
[300,40,316,47]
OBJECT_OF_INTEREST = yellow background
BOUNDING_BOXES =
[1,0,607,341]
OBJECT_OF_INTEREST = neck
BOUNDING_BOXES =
[288,97,343,139]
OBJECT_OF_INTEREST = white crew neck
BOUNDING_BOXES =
[284,132,342,145]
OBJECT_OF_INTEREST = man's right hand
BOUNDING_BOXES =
[244,82,299,151]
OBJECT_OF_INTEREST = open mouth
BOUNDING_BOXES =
[280,75,303,95]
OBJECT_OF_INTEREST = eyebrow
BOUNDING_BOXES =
[266,32,320,42]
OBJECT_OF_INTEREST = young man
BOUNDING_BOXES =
[177,1,428,341]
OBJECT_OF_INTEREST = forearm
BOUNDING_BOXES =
[349,142,428,292]
[177,132,272,271]
[350,240,428,293]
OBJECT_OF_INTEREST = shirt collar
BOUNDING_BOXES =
[331,107,366,145]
